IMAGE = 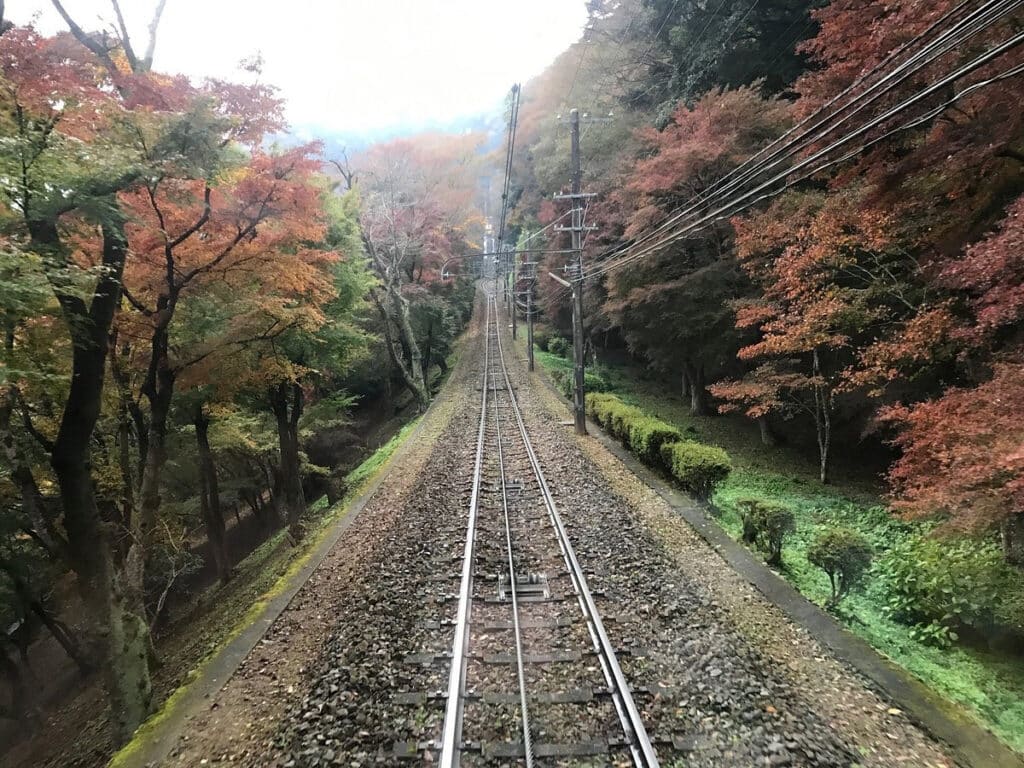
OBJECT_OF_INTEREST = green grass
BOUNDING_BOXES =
[344,416,420,491]
[529,342,1024,754]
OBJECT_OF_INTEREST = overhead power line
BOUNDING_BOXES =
[583,26,1024,283]
[558,0,1023,289]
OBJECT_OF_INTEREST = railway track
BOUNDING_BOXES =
[269,287,936,768]
[428,292,660,766]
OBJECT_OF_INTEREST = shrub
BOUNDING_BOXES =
[878,535,1024,647]
[737,499,796,565]
[585,392,620,426]
[659,441,732,499]
[548,336,570,357]
[550,369,569,396]
[627,416,683,465]
[607,401,645,441]
[556,370,609,400]
[586,371,610,393]
[807,527,873,607]
[532,324,554,351]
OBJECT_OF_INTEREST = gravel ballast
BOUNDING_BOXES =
[154,293,959,767]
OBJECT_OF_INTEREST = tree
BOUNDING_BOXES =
[603,87,791,414]
[713,186,911,483]
[356,136,483,406]
[881,198,1024,564]
[118,139,325,575]
[807,527,873,607]
[0,23,169,738]
[625,0,819,116]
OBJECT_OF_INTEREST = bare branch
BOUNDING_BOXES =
[327,152,356,191]
[143,0,168,70]
[109,0,139,72]
[121,286,154,316]
[50,0,121,77]
[168,185,212,249]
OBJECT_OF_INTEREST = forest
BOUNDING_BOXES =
[1,0,1023,763]
[0,3,484,761]
[500,0,1024,751]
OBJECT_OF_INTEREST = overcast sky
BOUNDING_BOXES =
[10,0,587,137]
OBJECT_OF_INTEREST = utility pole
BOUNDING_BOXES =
[523,253,537,372]
[568,109,585,434]
[511,249,518,340]
[526,286,535,371]
[507,247,516,319]
[553,109,603,435]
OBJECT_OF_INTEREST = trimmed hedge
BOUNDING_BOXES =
[585,393,731,500]
[626,415,683,465]
[659,440,733,499]
[586,393,644,440]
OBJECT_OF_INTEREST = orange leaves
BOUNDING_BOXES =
[627,87,793,201]
[884,354,1024,529]
[0,26,118,140]
[940,194,1024,339]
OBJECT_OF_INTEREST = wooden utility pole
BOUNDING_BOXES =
[511,251,518,339]
[526,288,535,371]
[554,109,602,435]
[523,255,537,372]
[568,110,585,434]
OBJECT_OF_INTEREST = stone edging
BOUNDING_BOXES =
[531,367,1024,768]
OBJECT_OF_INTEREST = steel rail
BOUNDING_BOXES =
[489,294,536,766]
[492,316,661,767]
[438,294,492,766]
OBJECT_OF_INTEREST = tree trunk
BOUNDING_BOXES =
[680,368,690,400]
[260,460,284,531]
[0,556,93,675]
[370,287,429,407]
[0,647,38,723]
[270,382,306,541]
[1001,513,1024,566]
[684,360,707,415]
[421,317,433,383]
[812,349,831,485]
[128,317,177,610]
[31,213,153,743]
[758,416,777,447]
[109,331,139,532]
[30,599,92,675]
[195,406,230,583]
[0,335,67,560]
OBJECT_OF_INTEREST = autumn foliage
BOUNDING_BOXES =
[508,0,1024,551]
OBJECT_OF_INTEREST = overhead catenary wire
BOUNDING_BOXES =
[586,0,1005,271]
[543,9,1024,303]
[497,83,522,249]
[583,30,1024,282]
[569,0,1021,284]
